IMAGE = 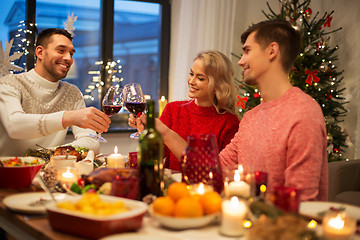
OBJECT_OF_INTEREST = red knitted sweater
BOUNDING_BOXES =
[160,100,240,171]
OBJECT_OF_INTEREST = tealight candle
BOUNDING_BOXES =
[225,168,250,198]
[323,211,356,240]
[57,167,78,186]
[220,196,248,237]
[106,146,125,168]
[190,182,213,196]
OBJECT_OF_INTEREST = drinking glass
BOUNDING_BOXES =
[123,83,146,139]
[180,134,224,194]
[90,85,123,142]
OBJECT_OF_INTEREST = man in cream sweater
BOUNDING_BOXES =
[0,28,111,156]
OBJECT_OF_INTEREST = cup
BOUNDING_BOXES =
[272,186,301,213]
[128,152,138,169]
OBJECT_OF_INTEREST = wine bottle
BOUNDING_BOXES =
[138,100,164,200]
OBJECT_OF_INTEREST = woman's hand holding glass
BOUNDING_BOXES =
[123,83,146,139]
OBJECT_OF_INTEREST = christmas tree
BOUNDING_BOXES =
[235,0,348,162]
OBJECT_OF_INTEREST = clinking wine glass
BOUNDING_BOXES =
[90,85,123,142]
[123,83,147,139]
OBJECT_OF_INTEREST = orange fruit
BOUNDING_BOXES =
[199,191,222,214]
[174,196,203,218]
[153,196,175,216]
[167,182,190,202]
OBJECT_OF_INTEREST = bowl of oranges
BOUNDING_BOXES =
[149,182,222,230]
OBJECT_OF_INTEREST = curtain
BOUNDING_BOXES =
[169,0,237,101]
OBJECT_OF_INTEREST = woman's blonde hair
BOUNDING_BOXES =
[195,50,238,114]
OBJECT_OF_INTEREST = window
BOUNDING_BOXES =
[1,0,170,131]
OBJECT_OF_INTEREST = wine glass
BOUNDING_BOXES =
[90,85,123,142]
[123,83,147,139]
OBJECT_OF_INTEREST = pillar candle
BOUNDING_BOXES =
[220,196,248,237]
[106,146,125,168]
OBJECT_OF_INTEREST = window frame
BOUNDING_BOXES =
[24,0,170,132]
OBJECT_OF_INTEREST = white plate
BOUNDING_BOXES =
[148,204,219,230]
[101,233,181,240]
[3,192,67,214]
[299,201,360,221]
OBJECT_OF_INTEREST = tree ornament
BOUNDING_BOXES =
[319,62,329,72]
[304,8,312,22]
[323,14,333,28]
[236,96,248,110]
[305,68,320,85]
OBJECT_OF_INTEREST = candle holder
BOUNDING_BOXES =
[223,165,254,199]
[128,152,138,169]
[56,167,80,188]
[323,211,356,240]
[219,196,248,237]
[254,171,268,199]
[272,186,301,213]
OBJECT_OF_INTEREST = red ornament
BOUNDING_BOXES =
[305,68,320,85]
[324,14,333,28]
[304,8,312,15]
[236,95,248,109]
[253,92,260,98]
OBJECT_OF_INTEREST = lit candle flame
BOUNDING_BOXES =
[197,182,205,194]
[114,146,119,154]
[62,169,74,179]
[160,96,166,101]
[328,213,345,230]
[238,164,244,173]
[230,196,240,207]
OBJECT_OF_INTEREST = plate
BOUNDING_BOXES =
[3,192,67,214]
[101,233,181,240]
[148,204,219,230]
[299,201,360,221]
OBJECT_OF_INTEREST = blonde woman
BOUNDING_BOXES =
[129,50,239,171]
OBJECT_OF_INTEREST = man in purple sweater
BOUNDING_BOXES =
[220,20,328,201]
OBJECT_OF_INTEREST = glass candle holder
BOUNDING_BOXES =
[223,165,253,199]
[323,211,356,240]
[56,167,79,187]
[272,186,301,213]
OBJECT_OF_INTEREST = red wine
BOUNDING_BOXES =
[103,105,122,117]
[125,102,146,116]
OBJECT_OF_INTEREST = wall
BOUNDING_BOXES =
[170,0,360,160]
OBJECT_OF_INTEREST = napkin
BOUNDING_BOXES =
[75,150,94,175]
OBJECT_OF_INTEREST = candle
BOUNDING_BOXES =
[323,212,356,240]
[220,196,248,237]
[57,167,78,186]
[106,146,125,168]
[190,182,213,195]
[225,169,250,198]
[158,96,167,117]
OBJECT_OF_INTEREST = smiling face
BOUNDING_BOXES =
[238,31,269,86]
[35,34,75,82]
[187,59,211,106]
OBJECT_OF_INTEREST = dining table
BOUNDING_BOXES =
[1,182,360,240]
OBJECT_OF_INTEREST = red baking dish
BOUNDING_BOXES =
[46,194,147,239]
